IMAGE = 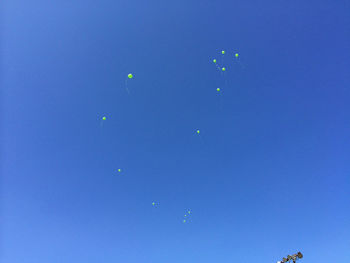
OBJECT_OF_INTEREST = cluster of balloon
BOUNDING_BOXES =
[183,210,192,223]
[101,51,242,225]
[212,50,240,94]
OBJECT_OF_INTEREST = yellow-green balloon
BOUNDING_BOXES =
[222,67,226,71]
[221,50,225,54]
[235,53,239,57]
[118,169,121,172]
[128,73,133,79]
[213,59,217,63]
[196,130,200,134]
[217,88,220,92]
[102,116,106,120]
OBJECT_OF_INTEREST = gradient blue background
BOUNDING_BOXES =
[1,0,350,262]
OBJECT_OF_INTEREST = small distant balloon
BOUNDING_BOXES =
[217,88,220,92]
[213,59,217,63]
[221,50,225,54]
[235,53,239,58]
[100,116,107,127]
[118,169,122,173]
[125,74,134,94]
[196,130,200,134]
[222,67,226,71]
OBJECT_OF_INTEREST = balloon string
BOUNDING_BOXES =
[125,79,130,95]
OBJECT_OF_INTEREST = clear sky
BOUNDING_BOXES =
[1,0,350,262]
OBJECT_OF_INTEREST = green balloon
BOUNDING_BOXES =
[217,88,220,92]
[213,59,217,63]
[222,67,226,71]
[235,53,239,57]
[128,73,133,79]
[118,169,121,172]
[221,50,225,54]
[102,116,106,120]
[196,130,200,134]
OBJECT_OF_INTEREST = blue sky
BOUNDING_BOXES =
[1,0,350,262]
